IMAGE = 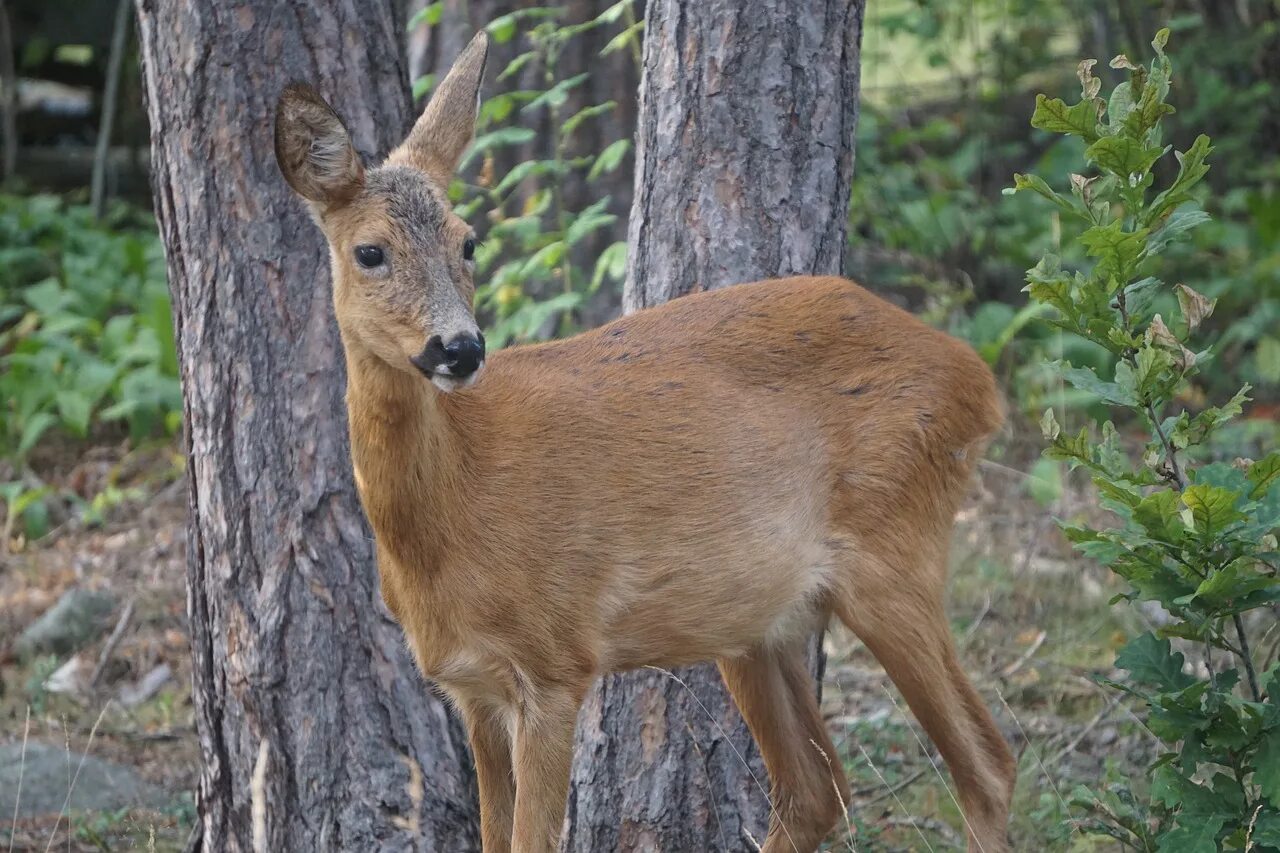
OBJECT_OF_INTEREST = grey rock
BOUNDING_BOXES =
[0,741,172,817]
[14,588,117,659]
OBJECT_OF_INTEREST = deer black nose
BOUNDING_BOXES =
[442,332,485,378]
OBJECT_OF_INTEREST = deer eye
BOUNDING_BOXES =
[354,245,385,269]
[462,237,476,262]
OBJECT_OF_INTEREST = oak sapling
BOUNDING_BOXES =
[1011,28,1280,850]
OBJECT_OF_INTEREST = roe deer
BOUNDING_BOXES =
[274,31,1015,853]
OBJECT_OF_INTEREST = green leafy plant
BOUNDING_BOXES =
[0,193,181,538]
[1011,31,1280,850]
[412,2,638,348]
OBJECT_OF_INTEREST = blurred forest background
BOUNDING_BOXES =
[0,0,1277,850]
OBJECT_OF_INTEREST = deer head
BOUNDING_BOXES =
[274,32,489,392]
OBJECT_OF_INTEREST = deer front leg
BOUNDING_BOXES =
[510,683,586,853]
[460,700,516,852]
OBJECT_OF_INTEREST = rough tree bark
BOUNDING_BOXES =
[563,1,865,850]
[135,2,478,850]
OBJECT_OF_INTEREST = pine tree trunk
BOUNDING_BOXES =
[563,1,865,850]
[135,2,478,850]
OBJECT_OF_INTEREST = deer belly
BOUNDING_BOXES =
[602,528,835,669]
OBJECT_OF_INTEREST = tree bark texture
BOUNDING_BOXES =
[136,2,478,850]
[565,1,865,851]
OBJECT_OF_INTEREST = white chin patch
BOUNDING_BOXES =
[430,364,484,393]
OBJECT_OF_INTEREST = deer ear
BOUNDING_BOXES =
[274,83,364,207]
[390,31,488,187]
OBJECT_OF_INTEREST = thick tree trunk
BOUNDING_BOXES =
[564,1,865,850]
[136,2,478,850]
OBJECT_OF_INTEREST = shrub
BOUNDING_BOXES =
[1011,31,1279,850]
[0,194,180,537]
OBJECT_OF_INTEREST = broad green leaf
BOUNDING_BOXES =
[1156,817,1225,852]
[590,241,627,292]
[565,199,617,247]
[592,0,634,25]
[1121,276,1164,320]
[1125,344,1174,399]
[561,101,616,137]
[411,74,436,101]
[499,51,538,83]
[1030,94,1100,142]
[1133,490,1185,544]
[1079,220,1147,284]
[493,160,545,197]
[1147,135,1214,223]
[1122,83,1176,139]
[16,412,57,457]
[1086,135,1166,179]
[523,73,590,113]
[1258,336,1280,384]
[1009,173,1081,218]
[1115,632,1195,691]
[1252,813,1280,847]
[1171,385,1250,448]
[55,390,93,437]
[1182,484,1245,538]
[1107,80,1136,128]
[1248,452,1280,500]
[1059,362,1139,406]
[588,139,631,180]
[460,127,537,170]
[485,13,519,43]
[407,2,442,29]
[1152,27,1170,56]
[1023,256,1077,319]
[1191,562,1276,609]
[1257,729,1280,808]
[1146,208,1210,255]
[1025,458,1063,507]
[601,21,644,56]
[519,241,566,277]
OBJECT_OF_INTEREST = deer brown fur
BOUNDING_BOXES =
[274,31,1016,853]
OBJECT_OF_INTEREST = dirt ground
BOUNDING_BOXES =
[0,430,1181,852]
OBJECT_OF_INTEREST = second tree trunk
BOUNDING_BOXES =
[564,1,865,849]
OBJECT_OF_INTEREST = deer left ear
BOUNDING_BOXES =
[390,30,489,187]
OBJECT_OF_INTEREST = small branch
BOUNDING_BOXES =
[1233,613,1261,701]
[852,765,927,804]
[90,597,135,688]
[0,0,16,180]
[999,630,1047,680]
[1046,694,1123,768]
[91,0,133,219]
[1146,400,1188,490]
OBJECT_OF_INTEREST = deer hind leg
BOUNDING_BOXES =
[718,637,850,853]
[833,550,1015,853]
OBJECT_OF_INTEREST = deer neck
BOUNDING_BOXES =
[342,337,461,572]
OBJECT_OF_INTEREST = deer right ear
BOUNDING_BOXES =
[274,83,364,208]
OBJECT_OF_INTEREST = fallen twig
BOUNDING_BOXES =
[998,630,1047,680]
[90,597,136,688]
